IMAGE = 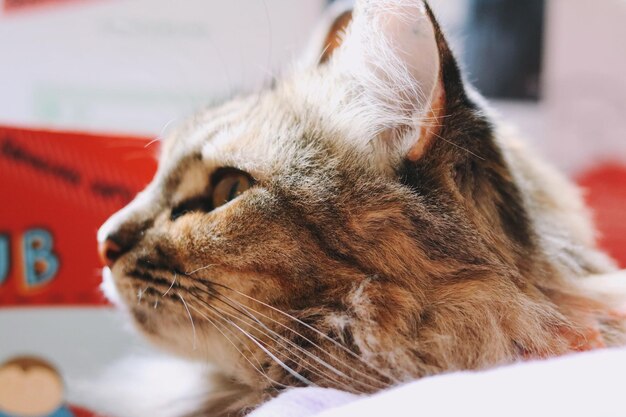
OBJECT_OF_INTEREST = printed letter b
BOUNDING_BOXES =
[23,229,59,287]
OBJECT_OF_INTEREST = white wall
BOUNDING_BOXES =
[0,0,325,135]
[434,0,626,174]
[541,0,626,173]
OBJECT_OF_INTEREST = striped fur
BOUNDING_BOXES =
[98,1,625,415]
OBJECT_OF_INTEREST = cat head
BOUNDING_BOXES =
[98,0,565,394]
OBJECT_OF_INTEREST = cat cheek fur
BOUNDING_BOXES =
[94,1,626,416]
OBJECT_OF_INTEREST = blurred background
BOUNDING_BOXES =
[2,0,625,171]
[0,0,625,411]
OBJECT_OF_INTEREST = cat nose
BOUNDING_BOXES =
[98,238,124,267]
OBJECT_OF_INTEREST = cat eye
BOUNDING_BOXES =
[211,168,253,209]
[170,168,253,221]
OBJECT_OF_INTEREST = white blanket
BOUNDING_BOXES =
[250,348,626,417]
[76,344,626,417]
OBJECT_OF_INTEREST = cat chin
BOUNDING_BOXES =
[101,267,125,308]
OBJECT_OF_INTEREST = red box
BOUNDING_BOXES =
[0,125,156,307]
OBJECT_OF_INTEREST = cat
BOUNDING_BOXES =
[97,1,626,416]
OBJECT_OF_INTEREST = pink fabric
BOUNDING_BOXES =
[249,388,357,417]
[250,347,626,417]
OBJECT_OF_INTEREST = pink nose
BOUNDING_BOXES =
[98,239,123,267]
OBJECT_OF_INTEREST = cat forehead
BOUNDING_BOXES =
[162,97,257,159]
[159,93,313,180]
[159,67,391,184]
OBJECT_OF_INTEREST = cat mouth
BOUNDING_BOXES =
[108,260,216,314]
[102,263,176,310]
[102,265,187,335]
[101,267,125,308]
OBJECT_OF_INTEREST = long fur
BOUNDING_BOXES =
[94,1,626,416]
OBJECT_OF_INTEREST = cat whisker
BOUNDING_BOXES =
[143,137,160,149]
[137,287,146,304]
[187,282,390,390]
[192,293,366,394]
[188,300,315,388]
[226,320,315,387]
[163,274,177,297]
[430,130,486,161]
[144,117,177,149]
[177,293,197,351]
[159,117,178,138]
[191,298,337,391]
[211,283,400,385]
[209,293,380,393]
[186,303,288,391]
[180,272,398,386]
[189,297,316,387]
[206,312,286,394]
[186,264,216,276]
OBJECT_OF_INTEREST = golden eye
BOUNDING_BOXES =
[211,169,253,208]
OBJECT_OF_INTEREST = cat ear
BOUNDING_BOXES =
[326,0,465,162]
